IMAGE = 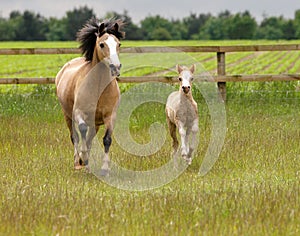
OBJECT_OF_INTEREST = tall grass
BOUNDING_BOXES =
[0,84,299,235]
[0,40,299,234]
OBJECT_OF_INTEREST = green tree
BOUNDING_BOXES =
[0,18,15,40]
[256,16,285,39]
[227,11,257,39]
[199,11,232,40]
[140,15,175,40]
[295,10,300,38]
[45,18,67,41]
[104,10,144,40]
[151,27,172,40]
[10,10,47,41]
[64,6,95,40]
[182,13,211,39]
[282,19,296,40]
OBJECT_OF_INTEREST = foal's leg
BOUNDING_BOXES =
[178,121,189,159]
[187,119,199,162]
[167,117,179,155]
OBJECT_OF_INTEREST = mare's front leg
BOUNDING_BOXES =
[100,115,115,176]
[73,111,90,169]
[100,128,112,176]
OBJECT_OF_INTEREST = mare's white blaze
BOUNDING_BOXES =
[105,36,120,65]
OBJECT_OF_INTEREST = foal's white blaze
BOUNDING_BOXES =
[105,36,120,66]
[181,71,192,87]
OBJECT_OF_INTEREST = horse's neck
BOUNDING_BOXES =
[91,49,103,67]
[180,91,197,111]
[180,90,193,101]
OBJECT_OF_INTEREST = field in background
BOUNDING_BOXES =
[0,41,299,235]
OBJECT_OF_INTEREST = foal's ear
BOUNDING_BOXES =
[190,64,196,74]
[176,64,183,73]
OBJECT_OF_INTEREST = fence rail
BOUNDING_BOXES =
[1,74,299,85]
[1,44,300,101]
[1,44,300,55]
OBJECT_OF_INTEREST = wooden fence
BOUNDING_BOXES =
[1,44,300,101]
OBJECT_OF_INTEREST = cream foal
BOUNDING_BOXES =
[166,64,199,165]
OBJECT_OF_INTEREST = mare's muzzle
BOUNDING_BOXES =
[110,64,122,77]
[182,86,190,94]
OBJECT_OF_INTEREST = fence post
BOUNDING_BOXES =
[217,52,226,101]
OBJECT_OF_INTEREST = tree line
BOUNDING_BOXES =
[1,6,300,41]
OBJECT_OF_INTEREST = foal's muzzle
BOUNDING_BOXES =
[110,64,122,77]
[182,86,190,94]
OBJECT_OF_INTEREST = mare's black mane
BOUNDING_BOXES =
[77,18,125,61]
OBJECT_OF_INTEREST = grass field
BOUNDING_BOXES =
[0,41,299,235]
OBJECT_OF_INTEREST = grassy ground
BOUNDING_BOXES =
[0,85,299,235]
[0,40,299,235]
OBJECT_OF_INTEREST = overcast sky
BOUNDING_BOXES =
[1,0,300,23]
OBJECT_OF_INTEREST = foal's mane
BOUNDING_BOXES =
[77,18,125,61]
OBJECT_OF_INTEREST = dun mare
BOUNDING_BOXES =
[55,18,125,174]
[166,65,199,165]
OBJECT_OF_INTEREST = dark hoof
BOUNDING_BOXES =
[100,168,109,176]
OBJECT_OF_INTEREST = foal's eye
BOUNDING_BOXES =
[191,77,194,81]
[99,43,105,48]
[179,77,182,81]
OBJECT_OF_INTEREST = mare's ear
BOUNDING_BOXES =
[98,23,105,35]
[190,64,196,74]
[176,64,183,73]
[114,23,119,32]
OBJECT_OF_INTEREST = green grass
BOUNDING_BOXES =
[0,40,299,235]
[0,86,299,235]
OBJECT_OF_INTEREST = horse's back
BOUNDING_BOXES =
[55,57,90,118]
[55,57,87,87]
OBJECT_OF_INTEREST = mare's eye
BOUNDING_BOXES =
[178,77,182,81]
[100,43,105,48]
[191,77,194,81]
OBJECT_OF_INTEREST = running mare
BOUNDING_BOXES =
[166,64,199,165]
[55,18,125,174]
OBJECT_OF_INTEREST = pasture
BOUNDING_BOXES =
[0,41,299,235]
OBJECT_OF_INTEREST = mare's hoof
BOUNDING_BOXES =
[74,163,84,170]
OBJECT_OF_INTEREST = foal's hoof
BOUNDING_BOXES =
[182,155,192,165]
[100,168,109,176]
